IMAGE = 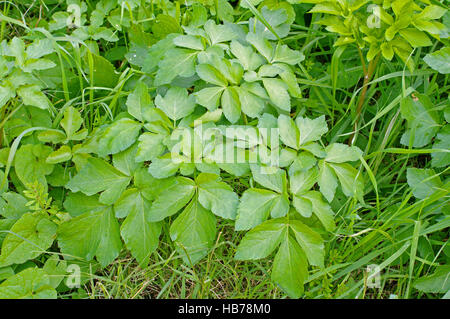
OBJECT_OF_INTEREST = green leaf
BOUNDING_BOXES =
[194,86,224,110]
[134,168,176,201]
[381,42,394,60]
[273,43,304,65]
[400,94,440,148]
[290,220,324,268]
[204,20,237,45]
[0,213,57,267]
[278,114,299,149]
[424,47,450,74]
[37,129,66,144]
[399,28,432,47]
[98,118,142,156]
[292,195,313,218]
[196,64,228,86]
[155,87,196,121]
[318,161,338,202]
[42,255,67,289]
[173,35,205,50]
[147,177,196,222]
[14,144,54,189]
[230,40,264,71]
[66,157,131,205]
[328,163,364,203]
[0,268,56,299]
[263,78,290,111]
[277,63,302,98]
[0,265,13,281]
[135,132,166,162]
[217,0,235,22]
[147,155,181,179]
[22,59,56,73]
[251,164,286,193]
[309,2,342,15]
[290,167,318,196]
[289,151,317,175]
[87,54,119,88]
[46,145,72,164]
[17,85,50,109]
[431,126,450,168]
[235,188,288,231]
[112,144,139,176]
[269,193,290,218]
[26,39,54,59]
[325,143,362,163]
[60,106,83,140]
[246,32,274,62]
[406,168,443,200]
[271,235,308,299]
[0,84,15,109]
[296,115,328,145]
[235,218,287,260]
[238,82,267,118]
[57,206,122,267]
[170,197,216,265]
[126,82,154,122]
[189,3,207,27]
[0,192,28,219]
[152,14,182,39]
[413,265,450,293]
[249,6,290,40]
[417,5,447,20]
[120,189,161,267]
[63,193,104,218]
[301,191,336,231]
[155,49,198,86]
[196,173,239,219]
[221,86,241,123]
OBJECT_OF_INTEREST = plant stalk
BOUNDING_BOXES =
[348,52,381,145]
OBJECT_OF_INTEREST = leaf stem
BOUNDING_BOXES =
[349,52,381,145]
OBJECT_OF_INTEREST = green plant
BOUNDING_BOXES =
[0,0,448,300]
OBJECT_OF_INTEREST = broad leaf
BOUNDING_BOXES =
[251,164,286,193]
[301,191,336,231]
[119,189,161,267]
[0,268,56,299]
[290,220,324,267]
[0,213,57,267]
[221,86,241,123]
[196,173,239,219]
[263,78,290,111]
[424,47,450,74]
[325,143,362,163]
[147,177,196,222]
[235,188,287,231]
[235,218,287,260]
[97,118,142,155]
[60,106,83,140]
[271,235,308,299]
[406,168,443,200]
[296,115,328,146]
[58,206,122,267]
[66,157,131,205]
[170,197,216,265]
[278,114,299,149]
[155,87,196,121]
